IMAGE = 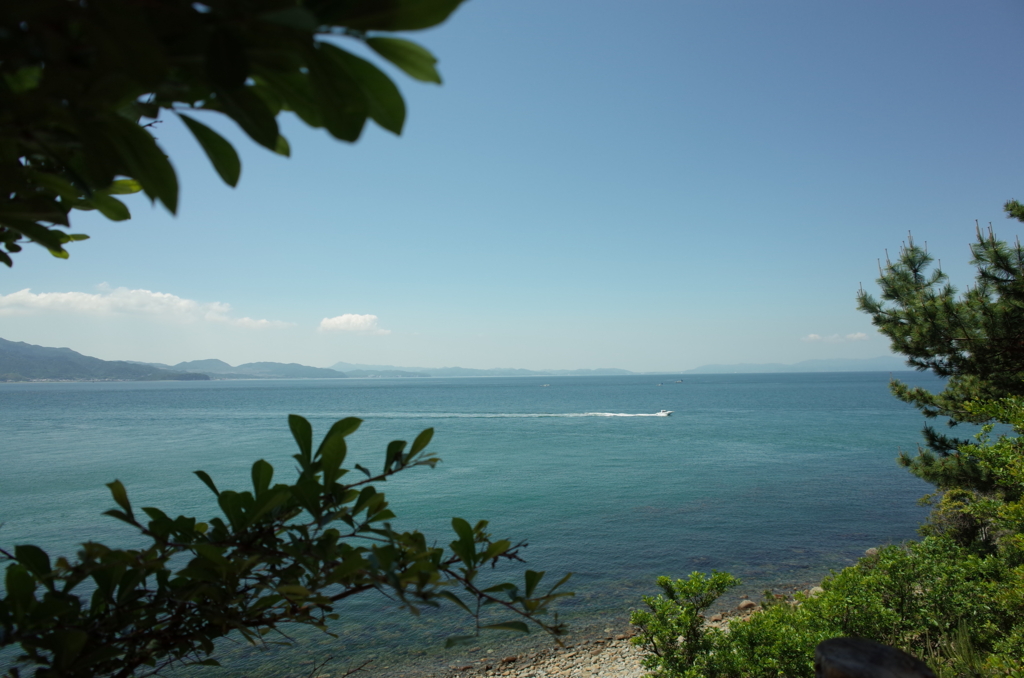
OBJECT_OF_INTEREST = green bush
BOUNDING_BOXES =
[632,538,1023,678]
[629,571,738,678]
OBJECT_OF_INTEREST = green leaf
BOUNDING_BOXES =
[525,570,543,598]
[5,563,35,609]
[322,46,405,134]
[481,621,529,634]
[251,459,274,496]
[180,114,242,187]
[94,115,179,213]
[193,470,220,497]
[215,87,281,151]
[217,491,247,530]
[317,417,362,454]
[274,134,290,157]
[385,439,406,472]
[27,172,82,201]
[102,509,135,525]
[106,480,134,521]
[318,418,360,483]
[15,544,52,579]
[445,634,477,649]
[307,44,369,141]
[331,0,465,31]
[246,487,291,526]
[546,572,573,595]
[253,70,323,128]
[4,65,42,93]
[50,629,89,669]
[481,539,510,562]
[409,427,434,456]
[367,37,442,83]
[451,517,473,543]
[289,414,313,462]
[327,46,407,135]
[105,179,142,195]
[85,193,131,221]
[0,200,70,227]
[436,590,473,614]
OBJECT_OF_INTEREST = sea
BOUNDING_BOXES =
[0,372,945,677]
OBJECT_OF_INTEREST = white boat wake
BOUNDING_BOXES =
[342,412,673,419]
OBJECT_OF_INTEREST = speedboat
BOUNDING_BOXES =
[657,410,673,416]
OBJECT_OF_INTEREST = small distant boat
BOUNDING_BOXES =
[657,410,673,416]
[675,380,683,383]
[541,384,550,387]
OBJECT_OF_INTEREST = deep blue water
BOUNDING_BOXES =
[0,372,942,675]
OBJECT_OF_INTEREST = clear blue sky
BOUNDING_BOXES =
[2,0,1022,371]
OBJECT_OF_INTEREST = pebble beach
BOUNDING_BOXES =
[432,633,647,678]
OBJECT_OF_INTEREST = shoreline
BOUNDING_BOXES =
[313,580,828,678]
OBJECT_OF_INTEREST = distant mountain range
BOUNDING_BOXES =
[681,356,910,374]
[0,338,209,382]
[133,358,348,380]
[0,336,913,382]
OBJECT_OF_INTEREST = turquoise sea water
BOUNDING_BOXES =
[1,372,942,675]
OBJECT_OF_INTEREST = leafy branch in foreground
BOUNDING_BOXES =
[0,415,572,678]
[1,0,466,266]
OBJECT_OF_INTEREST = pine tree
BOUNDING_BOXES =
[857,207,1024,492]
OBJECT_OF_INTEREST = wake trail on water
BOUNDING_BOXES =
[360,412,671,419]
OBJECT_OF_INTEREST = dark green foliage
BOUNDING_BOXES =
[632,540,1024,678]
[0,0,465,266]
[857,223,1024,492]
[0,415,573,678]
[629,571,738,678]
[1005,200,1024,223]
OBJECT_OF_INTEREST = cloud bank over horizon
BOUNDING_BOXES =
[802,332,869,343]
[319,314,390,335]
[0,286,290,329]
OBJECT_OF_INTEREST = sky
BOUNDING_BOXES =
[2,0,1023,372]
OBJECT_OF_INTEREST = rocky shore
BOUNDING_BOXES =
[423,594,802,678]
[434,633,646,678]
[297,582,834,678]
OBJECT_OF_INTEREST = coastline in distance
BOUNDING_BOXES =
[0,335,908,381]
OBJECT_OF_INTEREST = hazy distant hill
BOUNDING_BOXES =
[165,359,347,379]
[229,362,346,379]
[683,356,911,374]
[344,369,430,378]
[0,338,209,382]
[174,359,234,372]
[329,361,633,377]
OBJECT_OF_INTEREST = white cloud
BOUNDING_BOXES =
[802,332,870,343]
[0,286,290,328]
[319,314,390,335]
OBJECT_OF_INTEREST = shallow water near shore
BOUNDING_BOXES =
[1,372,941,676]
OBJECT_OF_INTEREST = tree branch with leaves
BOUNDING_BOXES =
[0,415,573,678]
[858,207,1024,491]
[0,0,464,266]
